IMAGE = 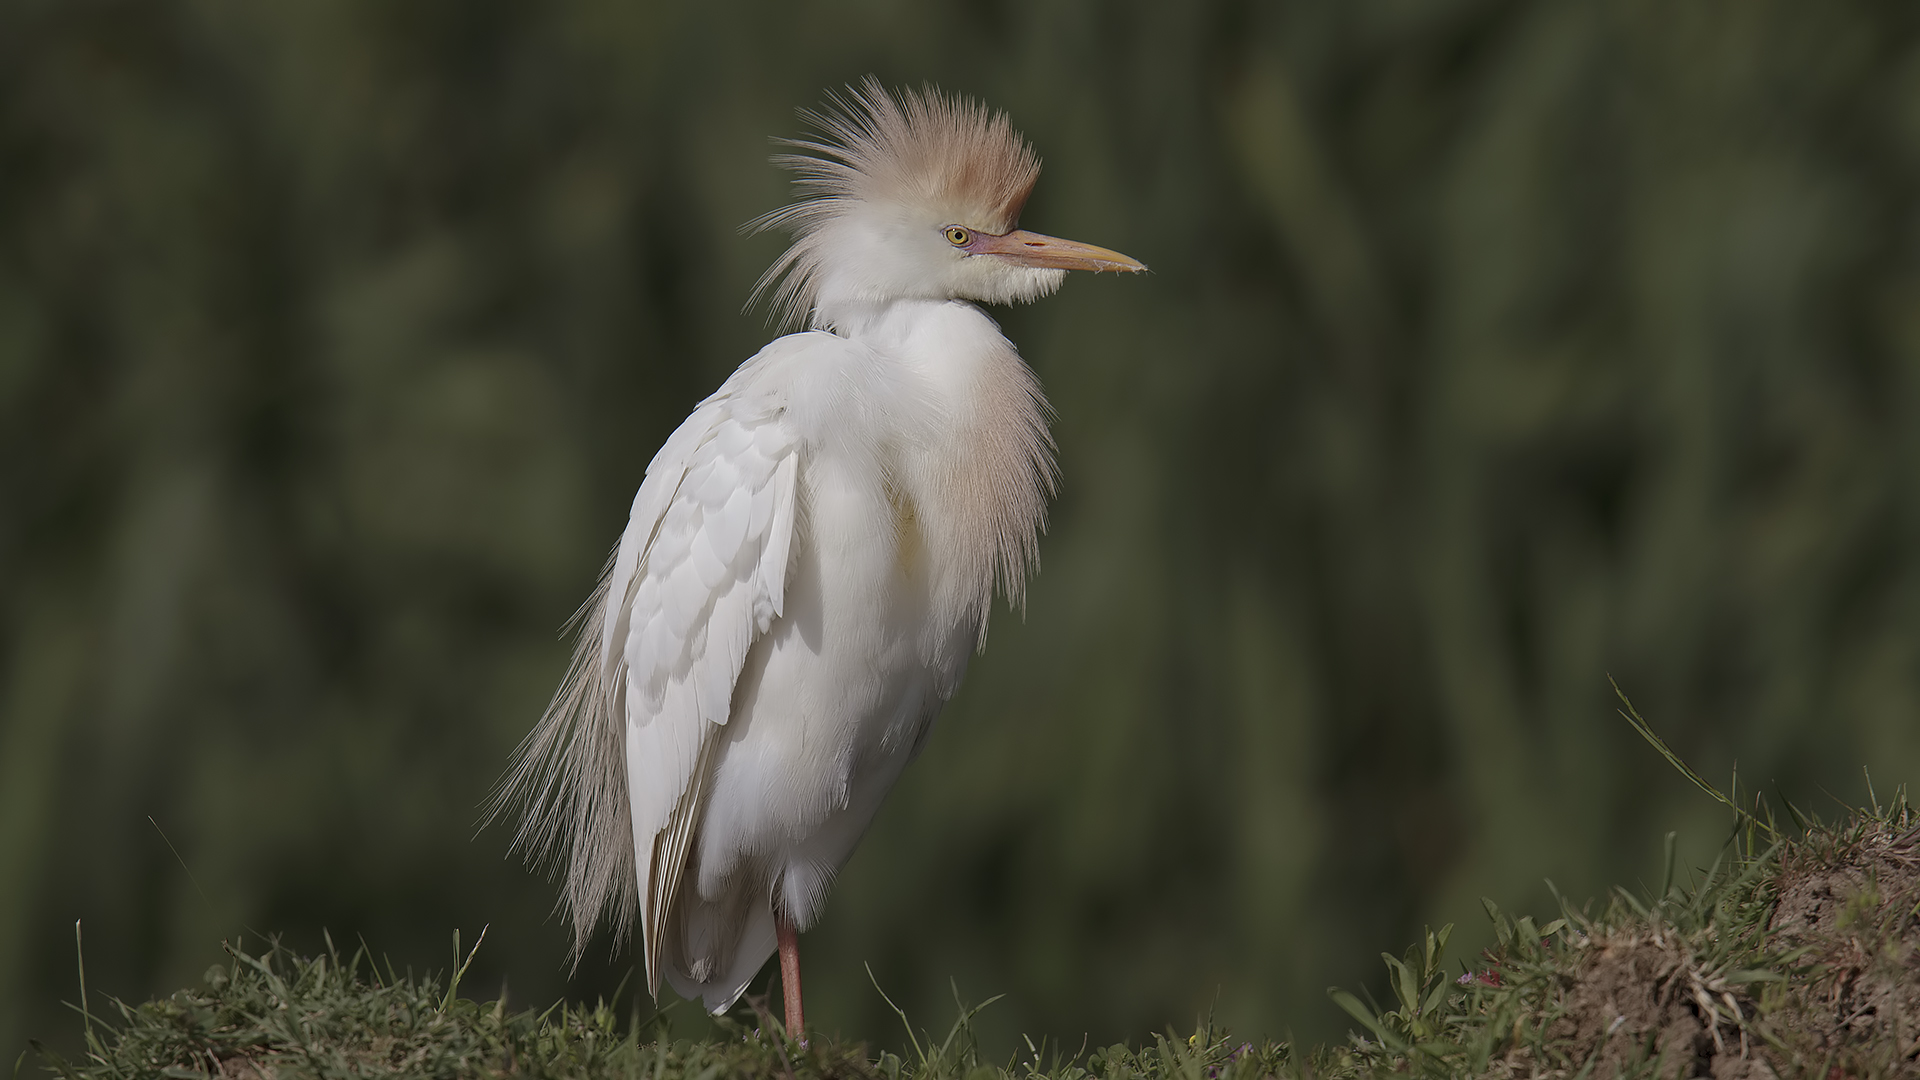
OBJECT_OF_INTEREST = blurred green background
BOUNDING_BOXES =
[5,0,1920,1061]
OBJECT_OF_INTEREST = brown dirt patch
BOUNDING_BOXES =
[1764,822,1920,1077]
[1541,932,1761,1080]
[1509,820,1920,1079]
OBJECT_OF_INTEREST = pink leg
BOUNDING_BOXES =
[776,914,805,1041]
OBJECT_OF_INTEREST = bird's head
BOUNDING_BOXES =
[750,80,1145,330]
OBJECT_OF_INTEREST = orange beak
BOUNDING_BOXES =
[968,229,1147,273]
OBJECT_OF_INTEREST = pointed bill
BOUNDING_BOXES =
[970,229,1146,273]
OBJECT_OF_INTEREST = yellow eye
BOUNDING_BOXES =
[944,226,971,247]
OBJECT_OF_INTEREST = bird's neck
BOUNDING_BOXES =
[817,298,1020,411]
[811,295,935,339]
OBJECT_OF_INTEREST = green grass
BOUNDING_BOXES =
[27,929,1290,1080]
[28,711,1920,1079]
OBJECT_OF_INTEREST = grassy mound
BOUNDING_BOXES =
[1321,800,1918,1079]
[30,732,1920,1079]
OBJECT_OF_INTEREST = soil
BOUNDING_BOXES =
[1534,820,1919,1079]
[1540,932,1761,1080]
[1765,822,1920,1077]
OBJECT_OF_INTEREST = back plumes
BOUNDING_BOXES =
[750,79,1047,327]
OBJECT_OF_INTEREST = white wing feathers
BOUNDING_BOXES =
[491,349,801,989]
[602,377,799,997]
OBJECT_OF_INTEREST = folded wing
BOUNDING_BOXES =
[492,341,806,992]
[611,383,799,997]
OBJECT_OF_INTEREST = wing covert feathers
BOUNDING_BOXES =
[626,396,798,996]
[492,370,800,985]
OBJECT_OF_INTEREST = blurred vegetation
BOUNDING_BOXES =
[5,0,1920,1064]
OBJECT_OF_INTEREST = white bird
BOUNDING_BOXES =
[497,79,1144,1038]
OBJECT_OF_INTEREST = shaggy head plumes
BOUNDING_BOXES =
[750,79,1060,328]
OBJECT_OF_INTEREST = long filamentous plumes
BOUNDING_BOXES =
[487,572,635,962]
[749,78,1041,329]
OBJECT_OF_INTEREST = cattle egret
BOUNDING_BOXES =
[497,79,1145,1039]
